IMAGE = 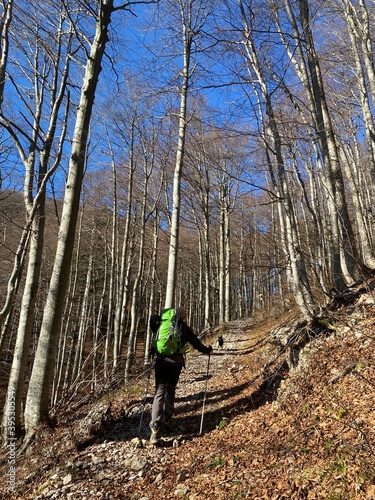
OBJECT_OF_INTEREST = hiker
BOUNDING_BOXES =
[149,306,212,445]
[217,335,224,348]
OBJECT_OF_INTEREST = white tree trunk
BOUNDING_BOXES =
[113,127,135,369]
[1,8,71,442]
[23,0,114,444]
[125,156,150,379]
[144,214,160,366]
[164,1,195,309]
[104,138,118,378]
[238,0,318,318]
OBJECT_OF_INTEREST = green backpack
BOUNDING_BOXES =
[153,308,186,355]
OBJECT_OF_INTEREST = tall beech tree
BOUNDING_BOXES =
[1,1,72,443]
[276,0,363,288]
[23,0,147,445]
[163,0,214,309]
[235,0,319,318]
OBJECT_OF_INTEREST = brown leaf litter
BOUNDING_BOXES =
[1,296,375,499]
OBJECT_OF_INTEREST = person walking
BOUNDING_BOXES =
[149,306,212,445]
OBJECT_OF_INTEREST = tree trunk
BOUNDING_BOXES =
[165,1,195,309]
[23,0,114,445]
[144,214,160,366]
[125,155,151,379]
[238,0,318,318]
[1,9,71,443]
[113,120,135,370]
[104,140,118,378]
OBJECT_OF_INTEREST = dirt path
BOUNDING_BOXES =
[3,302,375,499]
[3,315,281,499]
[143,318,261,441]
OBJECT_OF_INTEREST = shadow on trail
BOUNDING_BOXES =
[76,358,288,450]
[178,360,289,435]
[75,325,284,451]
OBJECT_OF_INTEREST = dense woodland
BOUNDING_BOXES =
[0,0,374,450]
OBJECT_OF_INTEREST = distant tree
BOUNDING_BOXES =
[124,113,163,379]
[112,113,136,371]
[235,0,319,318]
[163,0,215,309]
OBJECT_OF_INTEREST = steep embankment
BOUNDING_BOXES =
[1,293,375,499]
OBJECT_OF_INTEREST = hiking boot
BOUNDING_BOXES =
[150,428,160,445]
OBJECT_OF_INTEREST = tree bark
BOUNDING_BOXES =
[1,9,71,443]
[23,0,114,445]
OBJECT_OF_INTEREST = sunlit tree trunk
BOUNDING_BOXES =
[340,137,375,269]
[165,0,212,308]
[1,8,71,443]
[113,120,135,370]
[337,0,375,219]
[218,184,226,323]
[125,156,152,380]
[70,249,93,386]
[0,0,12,107]
[276,0,361,288]
[92,243,108,391]
[164,9,192,308]
[60,213,84,398]
[104,141,118,377]
[335,0,375,269]
[144,213,160,366]
[238,0,318,318]
[23,0,115,445]
[224,203,231,322]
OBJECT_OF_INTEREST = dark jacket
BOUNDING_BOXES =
[156,320,211,366]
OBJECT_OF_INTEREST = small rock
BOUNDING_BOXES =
[131,437,142,448]
[153,472,163,483]
[63,474,72,485]
[95,472,106,481]
[76,460,89,469]
[130,455,148,471]
[174,484,189,497]
[177,471,186,481]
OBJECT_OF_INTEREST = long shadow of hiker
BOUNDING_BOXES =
[76,358,288,450]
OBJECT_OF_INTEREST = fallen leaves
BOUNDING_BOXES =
[1,306,375,499]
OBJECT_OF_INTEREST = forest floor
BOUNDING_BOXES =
[1,287,375,499]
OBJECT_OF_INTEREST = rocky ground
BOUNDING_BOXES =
[1,289,375,499]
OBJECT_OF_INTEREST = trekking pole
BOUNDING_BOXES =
[199,353,211,435]
[138,358,154,436]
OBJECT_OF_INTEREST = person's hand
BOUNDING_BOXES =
[206,345,213,354]
[149,346,156,357]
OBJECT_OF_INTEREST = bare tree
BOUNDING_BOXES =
[330,0,375,269]
[164,0,214,308]
[1,0,72,443]
[274,0,363,288]
[112,115,136,371]
[124,115,161,379]
[235,0,319,318]
[23,0,129,446]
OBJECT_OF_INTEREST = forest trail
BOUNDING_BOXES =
[1,300,375,499]
[1,312,282,499]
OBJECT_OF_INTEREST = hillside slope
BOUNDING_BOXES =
[1,293,375,499]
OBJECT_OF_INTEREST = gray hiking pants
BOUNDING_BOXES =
[150,357,183,430]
